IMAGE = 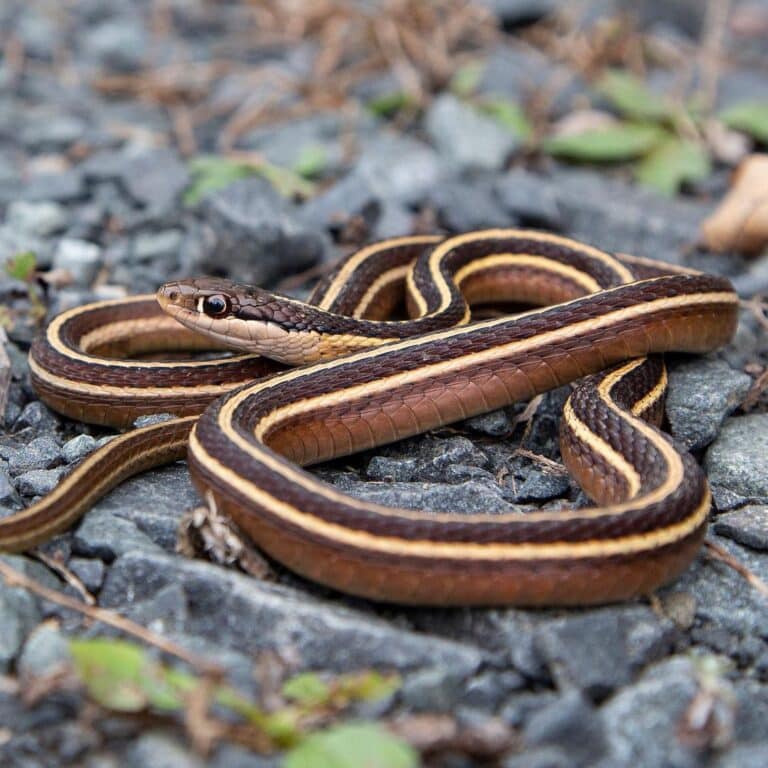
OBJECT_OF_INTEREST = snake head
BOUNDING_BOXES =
[157,277,370,365]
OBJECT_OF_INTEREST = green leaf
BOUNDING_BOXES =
[367,91,416,118]
[542,123,665,162]
[338,671,400,702]
[184,156,256,205]
[478,98,532,140]
[450,61,484,97]
[284,723,418,768]
[720,101,768,143]
[283,672,331,707]
[258,163,316,199]
[5,251,37,281]
[294,146,328,180]
[634,138,711,196]
[69,638,185,712]
[596,69,670,122]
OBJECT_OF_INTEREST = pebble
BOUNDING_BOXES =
[598,656,703,768]
[666,358,752,451]
[22,169,85,203]
[16,467,66,496]
[713,506,768,551]
[425,93,519,171]
[73,507,166,562]
[0,463,19,506]
[355,132,444,205]
[61,434,98,464]
[6,200,68,237]
[533,607,675,699]
[7,435,62,476]
[130,230,184,262]
[120,149,190,212]
[0,555,57,673]
[201,176,325,285]
[429,176,512,232]
[125,732,204,768]
[17,622,71,680]
[68,556,106,593]
[494,169,563,229]
[705,414,768,500]
[53,238,102,287]
[84,19,148,73]
[523,691,606,768]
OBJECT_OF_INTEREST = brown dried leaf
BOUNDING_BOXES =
[701,154,768,254]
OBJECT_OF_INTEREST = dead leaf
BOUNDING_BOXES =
[701,154,768,254]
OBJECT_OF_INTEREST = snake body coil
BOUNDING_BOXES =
[7,230,738,605]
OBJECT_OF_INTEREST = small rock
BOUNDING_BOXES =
[356,132,444,206]
[21,114,87,151]
[463,408,514,437]
[131,230,184,262]
[429,176,512,232]
[7,435,62,476]
[502,456,570,503]
[400,666,469,712]
[373,201,413,240]
[366,456,419,482]
[494,169,563,229]
[53,238,102,287]
[121,149,190,212]
[598,657,702,768]
[61,434,98,464]
[16,467,65,496]
[14,401,59,433]
[425,93,519,171]
[201,176,325,285]
[73,507,166,562]
[534,607,675,699]
[503,746,573,768]
[68,557,106,593]
[17,622,70,680]
[297,172,379,234]
[84,19,148,73]
[524,691,606,768]
[666,358,752,451]
[0,555,56,672]
[713,744,768,768]
[0,464,19,507]
[705,414,768,500]
[667,536,768,649]
[22,170,85,203]
[331,475,516,515]
[713,505,768,552]
[126,732,204,768]
[6,200,67,237]
[461,670,526,710]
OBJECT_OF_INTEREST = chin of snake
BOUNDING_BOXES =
[6,229,738,606]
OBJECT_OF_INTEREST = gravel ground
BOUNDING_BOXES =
[1,1,767,767]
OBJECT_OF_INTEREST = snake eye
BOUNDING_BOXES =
[199,294,230,317]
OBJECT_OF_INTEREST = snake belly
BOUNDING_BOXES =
[11,230,738,605]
